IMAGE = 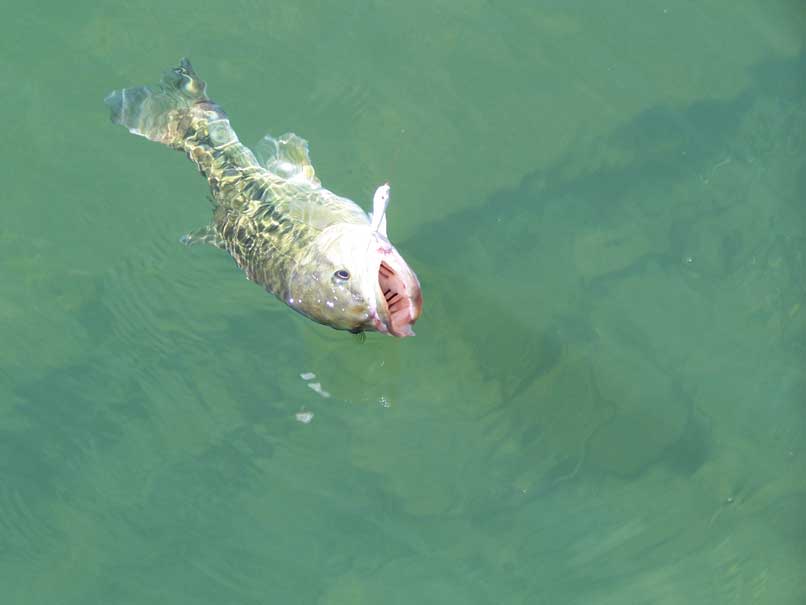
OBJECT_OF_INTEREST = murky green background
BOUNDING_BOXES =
[1,1,804,603]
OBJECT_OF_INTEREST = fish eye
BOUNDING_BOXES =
[334,269,350,280]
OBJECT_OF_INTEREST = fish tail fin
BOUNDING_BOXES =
[104,58,213,148]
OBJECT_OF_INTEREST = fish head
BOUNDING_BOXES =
[288,223,422,337]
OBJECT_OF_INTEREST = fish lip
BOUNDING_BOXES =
[376,257,421,337]
[370,309,390,334]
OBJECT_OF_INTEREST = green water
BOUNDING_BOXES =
[1,2,804,603]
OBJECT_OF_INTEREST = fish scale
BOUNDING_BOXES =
[105,58,422,336]
[113,69,321,301]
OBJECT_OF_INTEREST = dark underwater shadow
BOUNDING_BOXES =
[399,52,806,487]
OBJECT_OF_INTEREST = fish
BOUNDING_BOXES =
[104,59,422,337]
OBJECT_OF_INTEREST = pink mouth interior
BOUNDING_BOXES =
[378,261,419,336]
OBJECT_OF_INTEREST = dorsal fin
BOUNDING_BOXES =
[254,132,320,187]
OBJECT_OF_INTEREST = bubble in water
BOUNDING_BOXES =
[308,382,331,398]
[295,410,314,424]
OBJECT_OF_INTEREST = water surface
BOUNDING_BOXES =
[0,2,804,603]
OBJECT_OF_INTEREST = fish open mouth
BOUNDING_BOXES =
[378,260,421,337]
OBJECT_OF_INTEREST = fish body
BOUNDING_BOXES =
[105,59,421,336]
